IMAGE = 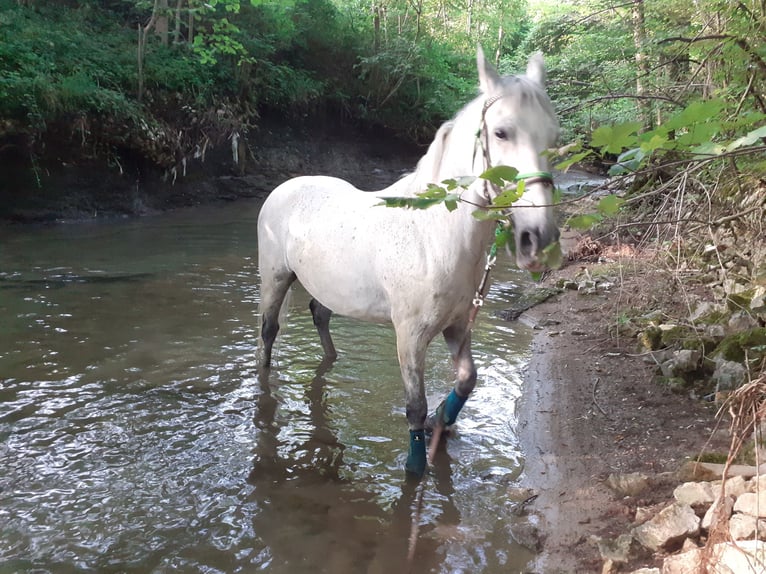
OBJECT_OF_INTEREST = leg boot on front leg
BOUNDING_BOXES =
[427,326,477,431]
[397,331,429,478]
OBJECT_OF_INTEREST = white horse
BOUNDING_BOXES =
[257,48,559,477]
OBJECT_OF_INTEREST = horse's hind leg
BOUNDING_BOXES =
[309,298,338,361]
[259,271,296,367]
[427,324,476,431]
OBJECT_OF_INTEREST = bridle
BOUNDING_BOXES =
[466,93,555,326]
[475,94,555,203]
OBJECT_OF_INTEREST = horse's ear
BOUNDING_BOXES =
[477,45,501,94]
[526,52,547,86]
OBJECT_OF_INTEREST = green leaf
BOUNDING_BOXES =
[726,125,766,152]
[640,134,670,153]
[596,195,625,216]
[554,150,593,172]
[591,121,642,154]
[493,181,524,207]
[540,241,563,270]
[480,165,519,187]
[444,194,460,211]
[494,226,513,249]
[472,209,506,221]
[567,213,602,230]
[690,142,726,157]
[664,99,725,132]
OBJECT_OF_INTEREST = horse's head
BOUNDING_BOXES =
[476,47,560,271]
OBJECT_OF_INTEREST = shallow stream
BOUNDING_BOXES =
[0,200,537,573]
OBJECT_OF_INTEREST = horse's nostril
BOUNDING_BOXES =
[519,230,538,255]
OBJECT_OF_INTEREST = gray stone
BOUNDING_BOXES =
[712,359,747,392]
[661,547,702,573]
[728,311,759,332]
[701,495,734,531]
[734,491,766,517]
[673,481,714,507]
[664,540,766,573]
[690,301,725,322]
[606,472,651,497]
[729,512,758,540]
[633,503,700,552]
[597,533,635,564]
[667,350,701,375]
[712,540,766,573]
[628,569,660,574]
[711,474,748,499]
[705,323,726,340]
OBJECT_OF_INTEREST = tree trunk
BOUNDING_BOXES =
[372,2,380,51]
[632,0,650,128]
[156,0,169,46]
[173,0,183,43]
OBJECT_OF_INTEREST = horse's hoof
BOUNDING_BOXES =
[405,429,426,477]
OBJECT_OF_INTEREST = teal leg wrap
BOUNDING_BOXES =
[441,389,468,426]
[405,429,426,477]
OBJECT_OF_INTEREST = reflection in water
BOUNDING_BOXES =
[249,361,459,573]
[0,201,536,573]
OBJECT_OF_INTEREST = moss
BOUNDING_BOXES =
[660,325,691,347]
[640,326,663,351]
[682,337,718,355]
[714,327,766,363]
[696,452,728,464]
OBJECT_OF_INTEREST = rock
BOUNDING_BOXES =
[678,461,720,482]
[643,349,674,366]
[681,537,698,551]
[661,547,702,573]
[597,533,635,564]
[676,461,765,482]
[728,311,759,332]
[607,472,651,497]
[629,569,660,574]
[690,301,724,322]
[712,359,747,393]
[711,474,748,499]
[669,350,701,375]
[636,506,655,524]
[734,491,766,517]
[673,481,714,508]
[748,473,766,493]
[633,503,700,552]
[712,540,766,573]
[701,495,734,530]
[509,515,544,552]
[729,512,759,539]
[663,540,766,573]
[705,323,726,340]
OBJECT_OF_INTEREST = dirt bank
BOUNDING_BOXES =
[516,249,729,573]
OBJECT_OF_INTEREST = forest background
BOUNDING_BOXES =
[0,0,764,290]
[1,0,764,181]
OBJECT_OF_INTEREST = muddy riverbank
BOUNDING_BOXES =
[516,249,731,573]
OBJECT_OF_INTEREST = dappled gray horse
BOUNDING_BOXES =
[257,47,559,477]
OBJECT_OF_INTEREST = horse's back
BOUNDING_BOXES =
[257,175,395,321]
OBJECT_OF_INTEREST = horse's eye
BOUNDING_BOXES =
[494,128,510,141]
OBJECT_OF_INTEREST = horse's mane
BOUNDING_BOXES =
[378,72,557,198]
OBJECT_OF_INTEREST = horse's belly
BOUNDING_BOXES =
[297,270,392,323]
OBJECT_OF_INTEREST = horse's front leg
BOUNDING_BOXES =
[394,327,429,477]
[427,324,476,431]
